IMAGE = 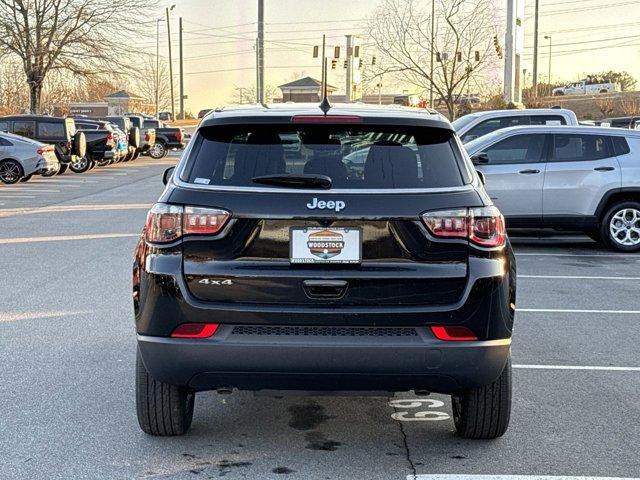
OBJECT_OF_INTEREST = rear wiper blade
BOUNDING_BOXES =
[251,173,332,189]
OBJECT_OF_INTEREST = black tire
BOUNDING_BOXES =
[451,355,511,439]
[136,348,195,436]
[599,89,608,94]
[0,159,24,184]
[56,163,68,175]
[73,132,87,158]
[149,142,166,159]
[600,201,640,252]
[129,127,141,149]
[20,174,33,183]
[69,156,91,174]
[553,91,564,96]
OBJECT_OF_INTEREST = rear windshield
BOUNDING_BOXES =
[181,124,467,190]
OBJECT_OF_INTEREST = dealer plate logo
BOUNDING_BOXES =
[307,229,345,259]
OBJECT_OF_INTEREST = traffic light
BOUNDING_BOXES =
[474,50,480,62]
[313,45,319,58]
[344,60,348,69]
[456,52,462,62]
[493,35,503,59]
[331,59,337,69]
[371,56,376,65]
[334,46,340,58]
[358,58,363,69]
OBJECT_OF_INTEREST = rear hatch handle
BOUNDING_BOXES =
[303,279,348,299]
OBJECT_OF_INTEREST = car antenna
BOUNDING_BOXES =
[319,34,331,115]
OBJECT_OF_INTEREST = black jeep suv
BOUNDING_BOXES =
[133,103,516,439]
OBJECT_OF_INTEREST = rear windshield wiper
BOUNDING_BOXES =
[251,174,332,189]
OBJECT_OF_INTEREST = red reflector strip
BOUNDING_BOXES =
[430,326,478,341]
[292,115,363,123]
[170,323,219,338]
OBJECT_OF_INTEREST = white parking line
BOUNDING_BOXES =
[517,308,640,314]
[0,203,150,218]
[519,275,640,281]
[514,364,640,372]
[0,195,35,199]
[0,310,90,322]
[0,233,138,244]
[516,252,640,258]
[409,475,640,480]
[0,188,61,193]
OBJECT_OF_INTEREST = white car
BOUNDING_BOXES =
[0,132,59,184]
[453,108,578,144]
[553,80,619,96]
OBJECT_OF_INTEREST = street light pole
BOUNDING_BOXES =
[166,4,176,121]
[544,35,552,94]
[429,0,435,108]
[532,0,539,96]
[156,19,161,118]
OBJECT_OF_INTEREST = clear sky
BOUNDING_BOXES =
[148,0,637,112]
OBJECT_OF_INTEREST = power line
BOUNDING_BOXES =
[184,65,320,76]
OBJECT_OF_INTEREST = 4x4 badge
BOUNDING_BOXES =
[198,279,233,285]
[307,197,345,212]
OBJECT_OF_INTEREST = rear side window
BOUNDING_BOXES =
[611,136,631,156]
[482,134,547,164]
[0,136,12,146]
[182,124,466,189]
[144,120,159,129]
[552,134,611,162]
[529,115,567,126]
[13,121,35,138]
[0,121,8,132]
[38,121,65,138]
[461,116,529,142]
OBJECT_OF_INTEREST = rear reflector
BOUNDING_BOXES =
[430,326,478,341]
[171,323,219,338]
[292,115,363,123]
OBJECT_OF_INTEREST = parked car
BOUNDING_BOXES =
[97,116,140,162]
[127,115,156,158]
[142,119,184,158]
[158,111,172,121]
[0,115,86,176]
[72,119,118,170]
[197,109,212,119]
[133,103,515,439]
[465,125,640,251]
[553,79,620,96]
[598,116,640,129]
[0,131,59,184]
[453,108,579,144]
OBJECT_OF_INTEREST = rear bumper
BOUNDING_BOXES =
[137,328,510,394]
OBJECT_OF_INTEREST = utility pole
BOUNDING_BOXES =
[321,35,326,96]
[429,0,435,108]
[155,18,163,118]
[345,35,353,103]
[179,17,184,120]
[532,0,539,96]
[257,0,264,104]
[503,0,516,103]
[166,5,176,121]
[545,35,552,91]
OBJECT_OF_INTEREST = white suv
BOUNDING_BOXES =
[465,125,640,252]
[454,108,579,144]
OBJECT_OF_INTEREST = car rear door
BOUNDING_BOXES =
[475,132,548,222]
[543,132,621,219]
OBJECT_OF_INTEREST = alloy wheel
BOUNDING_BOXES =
[609,208,640,247]
[0,160,22,184]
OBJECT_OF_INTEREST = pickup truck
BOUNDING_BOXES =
[73,119,119,170]
[127,115,156,159]
[553,80,620,96]
[0,115,86,176]
[143,119,185,158]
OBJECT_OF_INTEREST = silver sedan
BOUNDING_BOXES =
[0,132,59,184]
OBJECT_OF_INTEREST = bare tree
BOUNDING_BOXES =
[230,84,278,104]
[619,97,640,116]
[131,57,172,112]
[366,0,497,119]
[596,97,615,118]
[0,0,155,113]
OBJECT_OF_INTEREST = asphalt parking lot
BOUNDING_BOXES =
[1,156,639,480]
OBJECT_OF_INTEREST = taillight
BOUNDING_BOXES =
[145,132,150,141]
[171,323,219,338]
[183,206,231,235]
[106,132,114,145]
[176,130,183,142]
[430,325,478,341]
[37,148,44,155]
[421,206,505,248]
[144,203,231,243]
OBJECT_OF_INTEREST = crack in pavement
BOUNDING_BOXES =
[390,397,418,480]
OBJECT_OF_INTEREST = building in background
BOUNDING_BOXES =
[275,77,337,103]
